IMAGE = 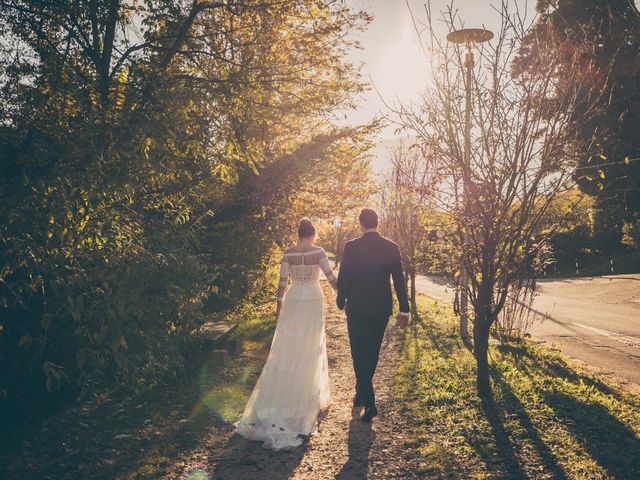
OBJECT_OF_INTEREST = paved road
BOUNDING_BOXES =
[414,274,640,386]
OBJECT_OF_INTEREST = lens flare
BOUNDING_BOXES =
[189,386,246,422]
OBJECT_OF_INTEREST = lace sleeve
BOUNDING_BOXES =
[277,256,289,301]
[319,251,338,290]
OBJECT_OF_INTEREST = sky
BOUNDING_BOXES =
[343,0,533,140]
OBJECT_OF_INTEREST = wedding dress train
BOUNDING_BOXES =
[234,248,336,450]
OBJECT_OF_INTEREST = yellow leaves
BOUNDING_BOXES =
[174,210,190,225]
[78,214,90,233]
[89,89,100,109]
[109,67,129,112]
[624,156,631,165]
[114,89,126,110]
[211,163,239,184]
[49,216,55,224]
[82,235,105,249]
[143,137,153,160]
[47,231,54,239]
[116,66,129,85]
[598,154,607,160]
[598,170,606,179]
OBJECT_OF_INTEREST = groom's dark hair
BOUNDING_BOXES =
[358,208,378,229]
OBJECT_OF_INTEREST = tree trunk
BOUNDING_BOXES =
[474,277,494,396]
[473,315,491,397]
[409,268,417,315]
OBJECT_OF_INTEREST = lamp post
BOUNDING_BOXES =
[446,28,493,342]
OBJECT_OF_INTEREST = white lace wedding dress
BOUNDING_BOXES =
[234,247,337,450]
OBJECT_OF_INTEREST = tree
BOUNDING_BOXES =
[380,140,437,312]
[0,0,375,423]
[389,2,600,395]
[515,0,640,250]
[316,214,362,268]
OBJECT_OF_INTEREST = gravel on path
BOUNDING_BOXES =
[168,287,421,480]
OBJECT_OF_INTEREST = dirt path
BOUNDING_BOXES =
[166,290,421,480]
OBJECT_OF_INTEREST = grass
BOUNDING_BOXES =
[397,294,640,480]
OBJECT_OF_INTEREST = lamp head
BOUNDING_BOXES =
[447,28,494,46]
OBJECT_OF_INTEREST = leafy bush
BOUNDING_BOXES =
[0,0,374,428]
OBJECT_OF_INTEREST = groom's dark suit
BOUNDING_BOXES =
[336,231,410,408]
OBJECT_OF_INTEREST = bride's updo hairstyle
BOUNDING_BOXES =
[297,217,316,239]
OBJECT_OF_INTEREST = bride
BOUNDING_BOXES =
[234,218,338,450]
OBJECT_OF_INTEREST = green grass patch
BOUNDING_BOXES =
[397,294,640,479]
[232,313,276,341]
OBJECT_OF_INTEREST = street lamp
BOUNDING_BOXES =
[446,28,493,342]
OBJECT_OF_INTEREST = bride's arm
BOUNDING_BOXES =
[276,256,289,319]
[319,250,338,290]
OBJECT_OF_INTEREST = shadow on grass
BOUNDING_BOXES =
[488,370,570,480]
[544,391,640,478]
[402,300,640,479]
[473,394,532,480]
[490,345,640,479]
[497,343,640,408]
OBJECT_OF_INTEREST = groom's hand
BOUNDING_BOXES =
[396,312,409,329]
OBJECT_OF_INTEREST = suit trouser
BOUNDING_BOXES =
[346,313,389,408]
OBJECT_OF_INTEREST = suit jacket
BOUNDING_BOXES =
[336,231,410,319]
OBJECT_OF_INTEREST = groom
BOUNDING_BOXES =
[337,208,410,422]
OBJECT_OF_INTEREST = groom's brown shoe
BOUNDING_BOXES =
[360,406,378,422]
